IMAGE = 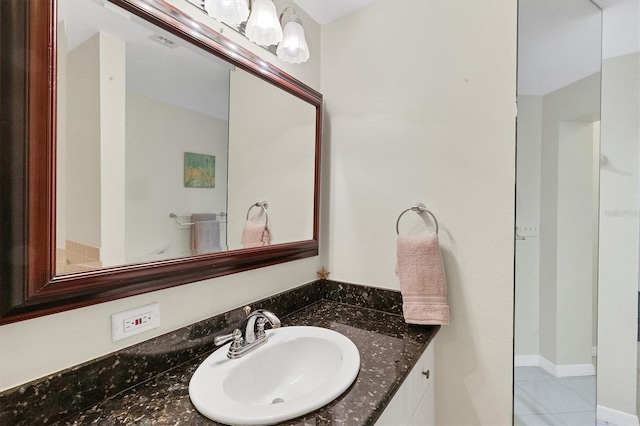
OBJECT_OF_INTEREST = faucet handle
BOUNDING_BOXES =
[214,329,243,347]
[255,317,267,340]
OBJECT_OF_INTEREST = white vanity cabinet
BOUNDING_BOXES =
[375,338,435,426]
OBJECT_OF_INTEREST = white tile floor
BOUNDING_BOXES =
[514,367,609,426]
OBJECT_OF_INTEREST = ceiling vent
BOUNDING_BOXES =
[148,34,179,49]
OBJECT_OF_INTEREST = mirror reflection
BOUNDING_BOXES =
[55,0,316,275]
[515,0,601,423]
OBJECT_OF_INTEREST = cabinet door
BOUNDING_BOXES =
[405,341,434,412]
[375,338,435,425]
[409,376,435,425]
[375,377,411,426]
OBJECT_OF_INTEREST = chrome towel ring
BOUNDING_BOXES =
[396,203,439,235]
[246,201,269,227]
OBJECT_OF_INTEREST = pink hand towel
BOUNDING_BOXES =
[396,233,450,325]
[241,221,271,248]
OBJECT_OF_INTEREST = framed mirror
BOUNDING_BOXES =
[0,0,322,324]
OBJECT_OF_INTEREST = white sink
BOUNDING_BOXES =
[189,325,360,425]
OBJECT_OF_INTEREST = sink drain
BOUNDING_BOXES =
[271,398,284,404]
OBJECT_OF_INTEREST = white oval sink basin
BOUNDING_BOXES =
[189,326,360,425]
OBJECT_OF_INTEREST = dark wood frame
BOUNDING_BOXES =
[0,0,322,325]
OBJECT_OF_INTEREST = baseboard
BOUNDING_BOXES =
[538,356,557,376]
[555,363,595,377]
[517,355,595,377]
[514,354,539,367]
[597,405,640,425]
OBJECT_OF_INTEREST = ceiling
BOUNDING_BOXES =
[293,0,638,97]
[518,0,639,96]
[292,0,380,25]
[60,0,232,119]
[517,0,603,96]
[63,0,639,102]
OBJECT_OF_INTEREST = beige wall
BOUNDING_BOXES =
[321,1,517,424]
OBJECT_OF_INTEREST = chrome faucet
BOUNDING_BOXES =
[244,309,281,343]
[213,308,281,359]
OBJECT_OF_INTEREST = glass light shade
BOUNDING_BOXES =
[203,0,249,26]
[277,21,310,64]
[244,0,282,46]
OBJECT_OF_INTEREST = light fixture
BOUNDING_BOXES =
[276,7,309,64]
[203,0,249,27]
[196,0,310,63]
[244,0,282,46]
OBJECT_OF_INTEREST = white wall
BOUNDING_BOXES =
[538,73,600,365]
[556,121,597,368]
[515,95,542,358]
[0,0,321,392]
[596,1,640,420]
[66,34,102,247]
[56,23,68,250]
[321,1,517,424]
[516,86,600,373]
[64,31,127,265]
[597,51,640,422]
[227,68,316,250]
[125,93,229,259]
[99,32,127,266]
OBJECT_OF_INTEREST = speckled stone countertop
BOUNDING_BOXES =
[0,281,438,426]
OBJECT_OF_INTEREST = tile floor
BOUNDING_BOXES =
[514,366,609,426]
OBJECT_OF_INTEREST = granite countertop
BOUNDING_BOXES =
[57,300,438,425]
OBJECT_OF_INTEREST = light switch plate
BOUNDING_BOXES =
[112,303,160,341]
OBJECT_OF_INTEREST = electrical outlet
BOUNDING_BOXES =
[112,303,160,341]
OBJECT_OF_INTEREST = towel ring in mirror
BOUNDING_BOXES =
[246,202,269,227]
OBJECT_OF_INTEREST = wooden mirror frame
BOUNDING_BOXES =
[0,0,322,325]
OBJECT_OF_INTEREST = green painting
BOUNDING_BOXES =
[184,152,215,188]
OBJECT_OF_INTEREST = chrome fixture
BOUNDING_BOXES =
[396,202,440,235]
[169,212,227,227]
[196,0,310,63]
[246,201,269,226]
[213,308,281,359]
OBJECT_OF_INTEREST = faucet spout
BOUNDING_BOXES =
[213,308,281,359]
[245,309,281,343]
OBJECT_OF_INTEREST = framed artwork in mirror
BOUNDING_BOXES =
[184,152,216,188]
